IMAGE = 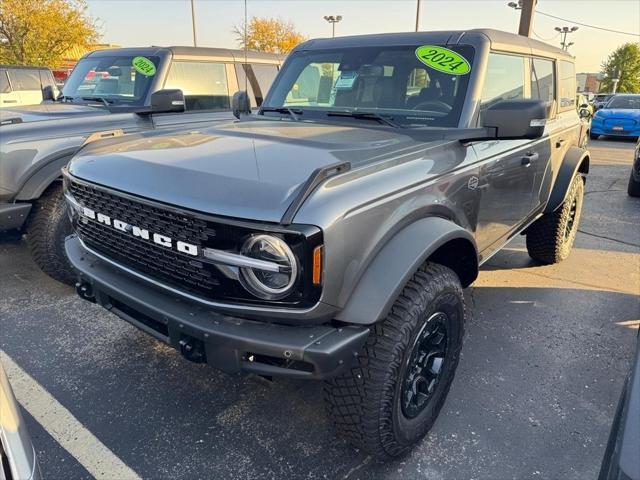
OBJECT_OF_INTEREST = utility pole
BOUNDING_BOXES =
[415,0,421,32]
[190,0,197,47]
[555,26,578,50]
[507,0,537,37]
[323,15,342,38]
[612,70,621,93]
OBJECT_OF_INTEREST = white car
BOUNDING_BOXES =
[0,65,58,108]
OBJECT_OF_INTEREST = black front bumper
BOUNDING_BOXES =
[65,235,368,379]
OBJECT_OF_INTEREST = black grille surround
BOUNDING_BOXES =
[64,172,323,308]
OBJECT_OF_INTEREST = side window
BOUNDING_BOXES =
[234,63,278,107]
[164,61,230,111]
[558,60,576,111]
[530,58,555,116]
[8,69,42,91]
[0,70,10,93]
[39,70,54,89]
[480,53,525,112]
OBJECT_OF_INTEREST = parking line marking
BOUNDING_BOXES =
[1,351,141,480]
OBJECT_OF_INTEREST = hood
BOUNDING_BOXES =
[68,119,435,223]
[0,102,109,124]
[595,108,640,120]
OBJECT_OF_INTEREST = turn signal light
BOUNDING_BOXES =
[312,246,323,285]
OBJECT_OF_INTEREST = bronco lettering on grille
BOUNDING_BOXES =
[79,206,199,256]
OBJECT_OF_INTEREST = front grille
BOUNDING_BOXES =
[66,177,280,304]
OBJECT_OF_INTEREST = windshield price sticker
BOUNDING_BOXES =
[335,71,358,90]
[415,46,471,75]
[132,56,156,76]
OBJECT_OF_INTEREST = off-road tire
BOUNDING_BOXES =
[590,132,599,140]
[26,184,75,284]
[526,175,584,264]
[325,262,465,458]
[628,167,640,197]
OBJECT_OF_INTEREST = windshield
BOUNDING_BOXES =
[606,96,640,109]
[262,44,475,128]
[62,55,161,106]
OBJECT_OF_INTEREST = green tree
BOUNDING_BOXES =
[233,17,306,55]
[600,43,640,93]
[0,0,100,68]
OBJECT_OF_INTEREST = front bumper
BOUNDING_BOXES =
[0,202,31,231]
[591,125,640,137]
[65,235,368,379]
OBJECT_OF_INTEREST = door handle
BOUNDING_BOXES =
[556,139,566,149]
[2,100,17,103]
[521,152,538,166]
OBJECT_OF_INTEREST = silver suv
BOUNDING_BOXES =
[63,29,589,458]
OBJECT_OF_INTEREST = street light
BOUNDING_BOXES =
[555,26,578,50]
[323,15,342,38]
[507,1,522,9]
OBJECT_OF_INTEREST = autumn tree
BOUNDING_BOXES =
[600,43,640,93]
[233,17,306,55]
[0,0,100,67]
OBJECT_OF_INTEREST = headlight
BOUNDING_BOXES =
[239,234,298,299]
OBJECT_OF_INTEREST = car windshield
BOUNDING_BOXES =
[61,55,161,106]
[606,96,640,109]
[262,44,475,128]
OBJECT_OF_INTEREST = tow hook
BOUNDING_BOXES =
[75,282,95,303]
[179,336,207,364]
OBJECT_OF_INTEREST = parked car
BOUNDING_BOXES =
[628,137,640,197]
[598,329,639,480]
[0,362,41,480]
[63,29,589,458]
[593,93,614,110]
[0,46,282,284]
[591,94,640,140]
[0,65,58,108]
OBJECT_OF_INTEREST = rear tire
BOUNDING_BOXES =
[26,184,75,285]
[325,262,465,458]
[628,167,640,197]
[526,175,584,264]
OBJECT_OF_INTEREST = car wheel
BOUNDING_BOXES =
[628,166,640,197]
[526,175,584,264]
[26,184,75,285]
[590,132,599,140]
[325,262,465,458]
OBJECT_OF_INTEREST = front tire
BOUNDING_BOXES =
[325,263,465,458]
[628,166,640,197]
[526,175,584,264]
[590,132,599,140]
[26,184,75,284]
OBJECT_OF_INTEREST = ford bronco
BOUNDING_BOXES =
[63,29,589,457]
[0,46,280,283]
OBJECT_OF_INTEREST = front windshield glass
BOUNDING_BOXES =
[606,96,640,109]
[62,55,161,106]
[262,44,475,127]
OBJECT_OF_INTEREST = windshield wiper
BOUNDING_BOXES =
[325,111,402,128]
[260,107,302,121]
[81,96,113,106]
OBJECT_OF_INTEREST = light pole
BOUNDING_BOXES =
[415,0,421,32]
[323,15,342,38]
[507,0,537,37]
[190,0,197,47]
[554,26,578,50]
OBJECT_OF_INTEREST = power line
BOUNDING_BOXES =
[532,29,560,42]
[537,10,640,37]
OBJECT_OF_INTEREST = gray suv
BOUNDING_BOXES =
[0,46,281,283]
[62,29,589,458]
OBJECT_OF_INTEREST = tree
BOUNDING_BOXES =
[233,17,306,55]
[0,0,100,68]
[600,43,640,93]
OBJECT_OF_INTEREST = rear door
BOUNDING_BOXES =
[473,53,537,253]
[0,69,21,107]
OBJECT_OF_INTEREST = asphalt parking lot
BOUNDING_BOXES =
[1,138,639,480]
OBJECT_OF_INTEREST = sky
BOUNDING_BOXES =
[85,0,640,72]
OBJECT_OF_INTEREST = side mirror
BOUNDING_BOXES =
[579,108,591,119]
[42,85,56,102]
[232,91,251,119]
[150,89,185,113]
[481,100,547,140]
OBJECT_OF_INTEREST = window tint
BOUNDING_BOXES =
[235,63,278,107]
[480,54,525,110]
[165,61,229,111]
[530,58,555,116]
[0,70,10,93]
[558,60,576,110]
[8,69,41,90]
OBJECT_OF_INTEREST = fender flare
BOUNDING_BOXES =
[14,148,77,201]
[544,146,589,214]
[334,217,478,325]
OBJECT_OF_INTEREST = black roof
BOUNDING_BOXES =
[296,28,572,60]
